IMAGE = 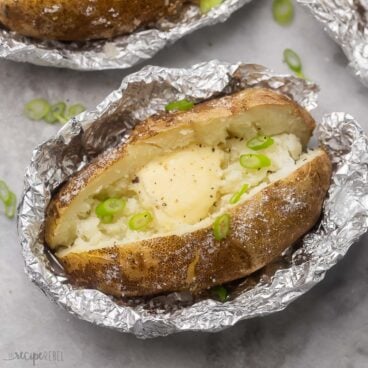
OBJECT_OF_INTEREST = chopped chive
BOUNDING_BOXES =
[129,211,153,231]
[24,99,51,121]
[229,184,249,205]
[165,99,194,112]
[272,0,294,26]
[240,154,271,169]
[213,214,230,241]
[247,135,274,151]
[200,0,223,13]
[211,285,228,302]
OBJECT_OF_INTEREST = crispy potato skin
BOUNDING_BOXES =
[0,0,190,41]
[60,151,332,297]
[45,87,316,246]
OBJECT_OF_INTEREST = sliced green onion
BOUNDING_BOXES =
[229,184,249,205]
[240,154,271,169]
[65,104,86,120]
[200,0,223,13]
[24,99,51,121]
[44,110,58,124]
[0,180,16,220]
[52,102,67,116]
[99,215,114,224]
[295,70,307,80]
[165,99,194,112]
[283,48,306,79]
[129,211,153,231]
[247,135,274,151]
[272,0,294,26]
[283,48,302,72]
[54,113,68,124]
[0,180,11,205]
[44,102,67,124]
[4,192,16,219]
[213,213,230,241]
[211,285,228,302]
[96,198,126,222]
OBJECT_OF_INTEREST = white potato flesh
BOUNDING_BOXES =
[58,132,313,256]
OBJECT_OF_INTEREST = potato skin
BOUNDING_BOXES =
[0,0,189,41]
[60,150,332,297]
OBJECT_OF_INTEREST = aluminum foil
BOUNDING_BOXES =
[297,0,368,86]
[18,61,368,338]
[0,0,252,70]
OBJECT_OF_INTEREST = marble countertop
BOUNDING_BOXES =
[1,1,368,367]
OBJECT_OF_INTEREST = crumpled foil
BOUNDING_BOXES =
[0,0,252,70]
[18,61,368,338]
[297,0,368,86]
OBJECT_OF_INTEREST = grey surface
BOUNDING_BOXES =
[1,1,368,367]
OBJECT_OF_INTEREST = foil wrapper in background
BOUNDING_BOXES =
[298,0,368,86]
[0,0,252,71]
[18,61,368,338]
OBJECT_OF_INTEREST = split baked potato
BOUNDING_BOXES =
[0,0,194,41]
[45,88,332,298]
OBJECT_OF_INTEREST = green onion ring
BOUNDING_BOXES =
[44,110,58,124]
[4,192,16,219]
[44,102,67,124]
[165,99,194,112]
[0,180,11,205]
[213,213,231,241]
[65,104,86,120]
[240,153,271,169]
[229,184,249,205]
[283,48,306,79]
[99,215,114,224]
[129,211,154,231]
[96,198,126,222]
[211,285,228,302]
[200,0,223,13]
[54,113,68,124]
[272,0,294,26]
[247,135,274,151]
[24,99,51,121]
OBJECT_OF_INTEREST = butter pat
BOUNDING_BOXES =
[135,145,224,225]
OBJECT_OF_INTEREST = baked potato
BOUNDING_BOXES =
[45,88,332,298]
[0,0,193,41]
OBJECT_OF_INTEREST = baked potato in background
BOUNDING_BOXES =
[0,0,192,41]
[45,88,332,298]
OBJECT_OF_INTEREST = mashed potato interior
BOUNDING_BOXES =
[66,133,305,253]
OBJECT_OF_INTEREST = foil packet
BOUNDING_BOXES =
[297,0,368,86]
[18,61,368,338]
[0,1,252,71]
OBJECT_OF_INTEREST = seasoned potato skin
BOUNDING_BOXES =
[60,151,331,297]
[0,0,190,41]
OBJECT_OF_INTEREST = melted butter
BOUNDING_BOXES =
[135,145,224,225]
